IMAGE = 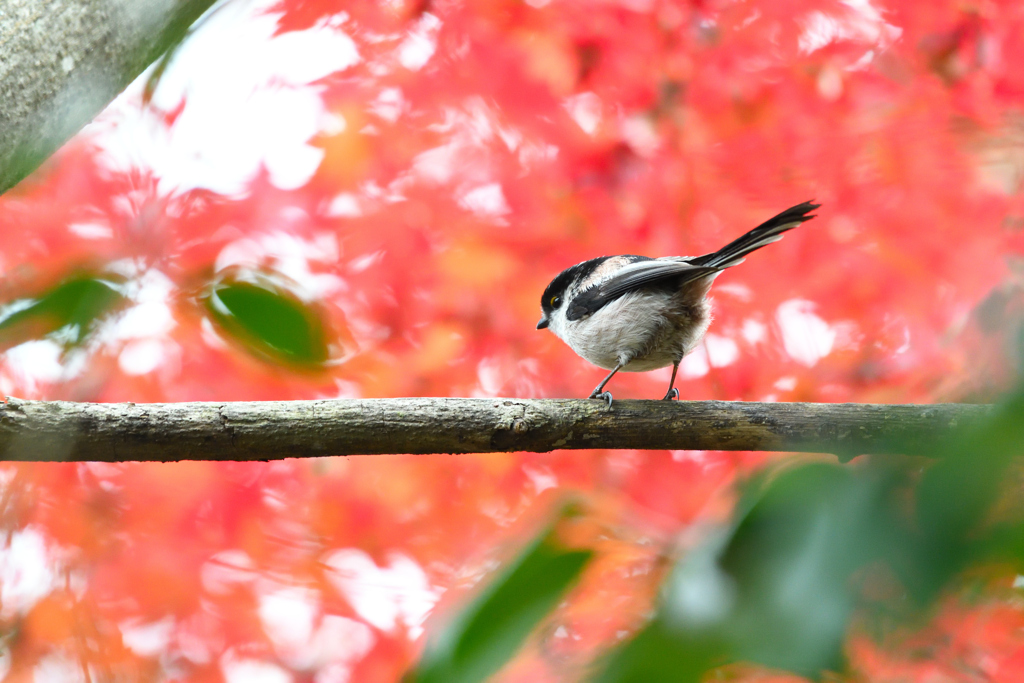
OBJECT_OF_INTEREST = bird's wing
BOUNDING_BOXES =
[563,202,820,322]
[565,258,718,321]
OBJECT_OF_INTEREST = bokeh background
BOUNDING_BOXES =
[1,0,1024,680]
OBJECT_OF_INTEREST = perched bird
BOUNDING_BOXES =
[537,202,819,404]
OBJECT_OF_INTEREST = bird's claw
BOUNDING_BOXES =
[662,388,679,401]
[588,390,614,408]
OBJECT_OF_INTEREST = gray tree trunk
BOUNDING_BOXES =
[0,397,992,462]
[0,0,217,194]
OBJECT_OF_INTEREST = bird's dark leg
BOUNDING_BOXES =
[589,363,623,407]
[662,361,680,401]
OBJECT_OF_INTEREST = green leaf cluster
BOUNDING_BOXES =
[415,390,1024,681]
[0,268,333,369]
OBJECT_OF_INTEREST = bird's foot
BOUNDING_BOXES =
[662,388,679,401]
[588,390,613,408]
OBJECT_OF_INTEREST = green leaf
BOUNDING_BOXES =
[204,271,330,367]
[0,275,126,348]
[594,388,1024,683]
[717,463,885,676]
[910,391,1024,600]
[410,508,593,683]
[594,463,904,683]
[591,616,724,683]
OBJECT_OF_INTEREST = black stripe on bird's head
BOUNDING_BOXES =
[537,256,612,330]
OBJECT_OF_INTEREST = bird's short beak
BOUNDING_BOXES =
[536,316,549,330]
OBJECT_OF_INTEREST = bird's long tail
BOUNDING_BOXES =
[689,201,819,270]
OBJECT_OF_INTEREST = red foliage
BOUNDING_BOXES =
[1,0,1023,680]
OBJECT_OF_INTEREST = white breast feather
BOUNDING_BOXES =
[549,286,713,372]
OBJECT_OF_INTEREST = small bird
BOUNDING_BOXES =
[537,202,819,405]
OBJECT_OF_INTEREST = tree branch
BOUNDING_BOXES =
[0,397,992,462]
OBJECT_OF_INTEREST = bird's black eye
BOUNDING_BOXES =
[550,296,562,308]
